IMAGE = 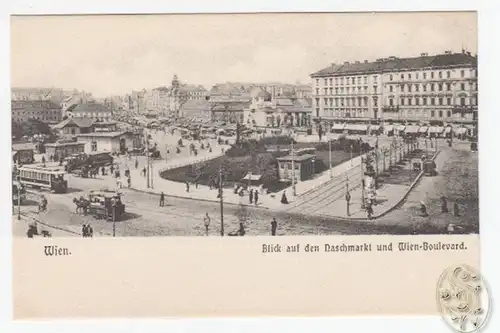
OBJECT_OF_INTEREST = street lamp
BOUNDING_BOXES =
[328,138,332,179]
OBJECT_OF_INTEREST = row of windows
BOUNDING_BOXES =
[389,82,474,93]
[321,109,459,119]
[389,69,475,81]
[316,76,374,87]
[279,162,300,170]
[316,97,378,107]
[390,97,476,106]
[315,68,476,87]
[19,170,52,181]
[13,116,60,121]
[316,86,377,95]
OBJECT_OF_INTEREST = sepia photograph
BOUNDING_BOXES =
[10,12,478,238]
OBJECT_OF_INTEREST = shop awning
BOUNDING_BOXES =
[332,123,345,130]
[369,125,381,132]
[405,125,420,134]
[345,124,368,131]
[454,127,467,135]
[419,126,429,133]
[429,126,445,134]
[445,127,453,133]
[396,125,406,131]
[384,125,394,132]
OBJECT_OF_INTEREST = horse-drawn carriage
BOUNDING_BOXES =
[74,189,126,221]
[72,165,99,178]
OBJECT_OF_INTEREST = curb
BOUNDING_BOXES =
[126,187,270,210]
[291,149,441,222]
[371,149,440,220]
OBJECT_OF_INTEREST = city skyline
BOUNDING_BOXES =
[11,12,477,97]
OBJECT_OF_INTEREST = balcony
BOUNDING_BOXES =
[452,105,477,114]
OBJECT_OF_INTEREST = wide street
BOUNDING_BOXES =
[13,126,478,237]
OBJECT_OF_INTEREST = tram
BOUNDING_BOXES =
[18,165,68,193]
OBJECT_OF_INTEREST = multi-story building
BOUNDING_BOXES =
[66,101,113,122]
[310,50,478,128]
[11,100,62,124]
[11,87,65,104]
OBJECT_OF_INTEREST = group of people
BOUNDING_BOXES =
[81,224,94,237]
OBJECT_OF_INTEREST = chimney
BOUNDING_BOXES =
[344,61,350,65]
[364,60,368,63]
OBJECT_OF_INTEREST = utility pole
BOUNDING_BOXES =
[360,154,365,209]
[150,158,154,189]
[345,177,351,217]
[329,138,332,179]
[219,166,224,237]
[17,173,21,221]
[146,134,150,188]
[112,202,116,237]
[291,140,296,196]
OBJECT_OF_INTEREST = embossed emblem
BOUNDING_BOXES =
[436,265,491,333]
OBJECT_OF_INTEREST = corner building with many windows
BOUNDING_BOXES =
[310,51,477,128]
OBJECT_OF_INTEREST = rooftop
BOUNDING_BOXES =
[66,102,112,114]
[311,52,477,77]
[77,131,134,138]
[53,117,95,129]
[11,100,61,109]
[12,142,36,151]
[277,153,316,162]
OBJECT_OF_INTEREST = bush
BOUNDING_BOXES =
[314,138,372,153]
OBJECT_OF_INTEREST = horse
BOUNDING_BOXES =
[73,198,90,215]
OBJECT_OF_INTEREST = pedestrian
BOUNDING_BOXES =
[281,191,289,204]
[238,223,246,236]
[116,178,122,189]
[271,218,277,236]
[135,159,139,169]
[160,192,165,207]
[440,196,449,213]
[101,166,106,176]
[142,166,147,177]
[127,177,131,188]
[254,191,259,205]
[82,224,88,237]
[195,179,199,189]
[88,224,94,238]
[110,165,115,175]
[453,202,460,216]
[41,155,46,166]
[366,202,373,219]
[204,212,211,236]
[249,189,253,204]
[186,181,190,193]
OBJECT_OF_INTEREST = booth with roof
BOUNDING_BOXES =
[418,126,429,137]
[331,123,345,134]
[369,124,382,136]
[428,126,445,138]
[276,154,315,182]
[403,125,420,137]
[344,124,369,135]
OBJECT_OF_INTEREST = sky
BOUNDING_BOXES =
[11,12,477,97]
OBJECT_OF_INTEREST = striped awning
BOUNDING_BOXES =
[332,123,345,130]
[396,125,406,131]
[345,124,368,131]
[384,125,394,132]
[445,127,453,133]
[369,125,381,132]
[405,125,420,133]
[419,126,429,133]
[454,127,467,135]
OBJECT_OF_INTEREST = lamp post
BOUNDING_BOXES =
[328,138,332,179]
[219,166,224,237]
[112,200,116,237]
[345,177,351,217]
[360,155,365,209]
[17,174,21,221]
[291,140,296,196]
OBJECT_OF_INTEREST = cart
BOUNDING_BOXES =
[87,189,126,221]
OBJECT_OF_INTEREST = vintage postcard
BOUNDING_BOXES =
[10,11,483,323]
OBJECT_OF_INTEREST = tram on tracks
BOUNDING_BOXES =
[17,165,68,193]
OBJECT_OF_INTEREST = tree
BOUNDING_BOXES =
[236,122,241,144]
